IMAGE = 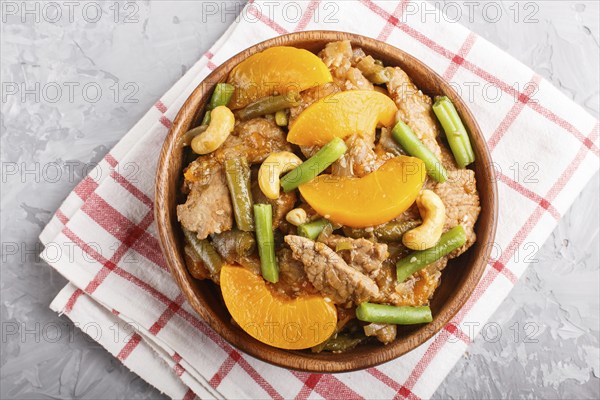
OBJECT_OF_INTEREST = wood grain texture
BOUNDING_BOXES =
[154,31,498,373]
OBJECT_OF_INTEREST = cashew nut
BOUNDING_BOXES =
[285,208,308,226]
[402,190,446,250]
[191,106,235,155]
[258,151,302,199]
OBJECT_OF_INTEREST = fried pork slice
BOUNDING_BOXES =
[433,169,480,257]
[386,67,443,159]
[177,162,232,240]
[284,235,380,304]
[318,234,388,278]
[318,40,374,91]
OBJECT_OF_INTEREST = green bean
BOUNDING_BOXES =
[396,225,467,282]
[375,220,423,241]
[201,83,235,125]
[432,96,475,168]
[280,137,347,192]
[224,158,254,232]
[184,245,211,280]
[298,219,330,240]
[181,125,207,147]
[275,110,288,126]
[343,220,422,241]
[254,204,279,283]
[211,229,256,258]
[237,94,300,121]
[356,303,433,325]
[315,334,365,353]
[392,120,448,183]
[235,231,257,255]
[182,228,223,278]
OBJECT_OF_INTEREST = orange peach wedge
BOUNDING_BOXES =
[287,90,398,146]
[220,264,337,350]
[227,46,333,109]
[298,156,426,228]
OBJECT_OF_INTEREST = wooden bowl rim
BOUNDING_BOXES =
[155,31,498,373]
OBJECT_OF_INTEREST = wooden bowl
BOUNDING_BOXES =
[155,31,497,373]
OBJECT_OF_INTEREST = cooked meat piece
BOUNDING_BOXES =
[319,40,353,74]
[433,169,480,257]
[375,127,405,157]
[351,47,367,65]
[336,305,356,332]
[373,262,400,305]
[437,138,459,171]
[332,132,404,178]
[289,83,341,125]
[393,261,444,306]
[251,180,297,229]
[319,40,373,91]
[331,135,383,177]
[291,44,376,127]
[184,118,291,184]
[298,144,320,159]
[375,324,397,344]
[390,202,422,225]
[373,169,479,305]
[343,68,375,91]
[318,234,388,278]
[225,118,292,163]
[374,259,445,307]
[285,235,380,304]
[364,323,397,344]
[374,169,479,304]
[270,248,317,298]
[178,118,290,238]
[386,67,442,159]
[177,163,233,240]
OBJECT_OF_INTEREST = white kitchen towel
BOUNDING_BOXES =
[40,1,599,399]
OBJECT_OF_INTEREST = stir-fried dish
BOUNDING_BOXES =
[177,41,481,352]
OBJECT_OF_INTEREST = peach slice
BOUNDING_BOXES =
[298,156,426,228]
[220,264,337,350]
[227,46,333,109]
[287,90,398,146]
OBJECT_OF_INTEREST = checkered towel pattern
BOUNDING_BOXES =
[40,1,599,399]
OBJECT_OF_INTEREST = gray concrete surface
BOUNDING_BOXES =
[1,1,598,399]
